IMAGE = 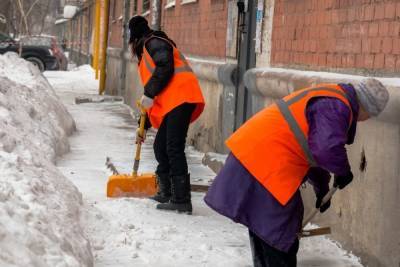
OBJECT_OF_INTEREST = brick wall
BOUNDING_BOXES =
[161,0,228,58]
[109,0,124,48]
[271,0,400,75]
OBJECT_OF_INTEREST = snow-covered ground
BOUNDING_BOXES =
[44,64,363,267]
[0,53,92,267]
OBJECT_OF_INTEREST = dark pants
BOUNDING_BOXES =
[154,103,195,177]
[249,230,299,267]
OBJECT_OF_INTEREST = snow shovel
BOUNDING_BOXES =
[106,105,158,197]
[299,186,338,238]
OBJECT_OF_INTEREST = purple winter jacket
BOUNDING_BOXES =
[204,84,359,252]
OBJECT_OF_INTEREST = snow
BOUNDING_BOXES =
[0,52,92,267]
[44,64,363,267]
[257,67,400,88]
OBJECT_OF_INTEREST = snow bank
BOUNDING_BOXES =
[0,53,92,267]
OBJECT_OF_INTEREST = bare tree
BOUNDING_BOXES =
[6,0,55,37]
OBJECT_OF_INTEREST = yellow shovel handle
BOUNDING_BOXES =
[133,101,147,176]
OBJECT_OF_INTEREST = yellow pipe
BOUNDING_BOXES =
[91,1,97,68]
[99,0,110,95]
[93,0,101,79]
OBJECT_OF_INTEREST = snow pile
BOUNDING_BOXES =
[44,64,98,95]
[0,53,92,267]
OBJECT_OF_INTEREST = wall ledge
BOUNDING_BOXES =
[244,67,400,123]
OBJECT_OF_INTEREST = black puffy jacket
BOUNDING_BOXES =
[135,31,176,99]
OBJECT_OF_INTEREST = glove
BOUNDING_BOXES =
[315,191,331,213]
[140,95,154,109]
[333,171,353,189]
[135,128,146,144]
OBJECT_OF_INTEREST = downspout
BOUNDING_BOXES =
[99,0,110,95]
[119,0,130,98]
[93,0,101,79]
[151,0,162,30]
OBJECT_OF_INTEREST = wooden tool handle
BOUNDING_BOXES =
[302,186,338,228]
[133,102,147,176]
[299,227,331,238]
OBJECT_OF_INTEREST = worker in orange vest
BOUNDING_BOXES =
[128,16,205,214]
[205,79,389,266]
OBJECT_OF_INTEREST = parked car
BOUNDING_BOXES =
[19,35,68,71]
[0,32,58,72]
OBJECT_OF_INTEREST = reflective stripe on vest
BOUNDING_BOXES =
[142,50,193,75]
[276,86,351,167]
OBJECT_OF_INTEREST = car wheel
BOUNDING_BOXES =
[25,57,45,72]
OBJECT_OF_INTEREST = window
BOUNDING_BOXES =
[142,0,150,13]
[132,0,138,15]
[181,0,197,5]
[165,0,176,9]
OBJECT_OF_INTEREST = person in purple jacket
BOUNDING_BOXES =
[204,78,389,267]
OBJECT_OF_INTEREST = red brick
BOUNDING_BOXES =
[374,54,385,69]
[310,40,317,52]
[364,54,374,69]
[352,39,362,53]
[327,54,336,66]
[384,3,396,19]
[318,40,329,52]
[348,8,356,22]
[389,21,400,37]
[339,9,348,23]
[318,53,327,66]
[343,54,356,68]
[382,38,393,53]
[368,23,379,37]
[360,23,369,37]
[356,54,364,68]
[331,10,340,24]
[362,38,371,53]
[374,5,385,20]
[397,3,400,18]
[378,21,390,37]
[396,57,400,71]
[371,38,382,53]
[363,5,374,21]
[335,55,342,67]
[394,39,400,55]
[384,54,396,70]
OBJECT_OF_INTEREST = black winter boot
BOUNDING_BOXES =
[156,174,192,214]
[149,173,171,203]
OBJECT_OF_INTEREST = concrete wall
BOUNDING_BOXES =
[243,67,400,267]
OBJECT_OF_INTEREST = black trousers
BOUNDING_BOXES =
[154,103,195,177]
[249,230,299,267]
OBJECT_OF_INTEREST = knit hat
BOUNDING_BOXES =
[128,16,151,43]
[354,78,389,117]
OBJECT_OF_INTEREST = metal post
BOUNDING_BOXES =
[87,4,92,64]
[119,0,131,98]
[79,12,84,65]
[234,0,257,129]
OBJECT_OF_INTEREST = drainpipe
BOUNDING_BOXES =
[93,0,101,79]
[99,0,110,95]
[119,0,130,98]
[151,0,162,30]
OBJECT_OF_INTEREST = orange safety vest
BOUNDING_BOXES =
[138,36,205,129]
[226,84,353,206]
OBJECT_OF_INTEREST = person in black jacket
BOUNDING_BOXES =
[128,16,198,214]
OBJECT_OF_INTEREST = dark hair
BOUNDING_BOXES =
[128,16,150,44]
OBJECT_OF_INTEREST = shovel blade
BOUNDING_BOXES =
[107,173,157,197]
